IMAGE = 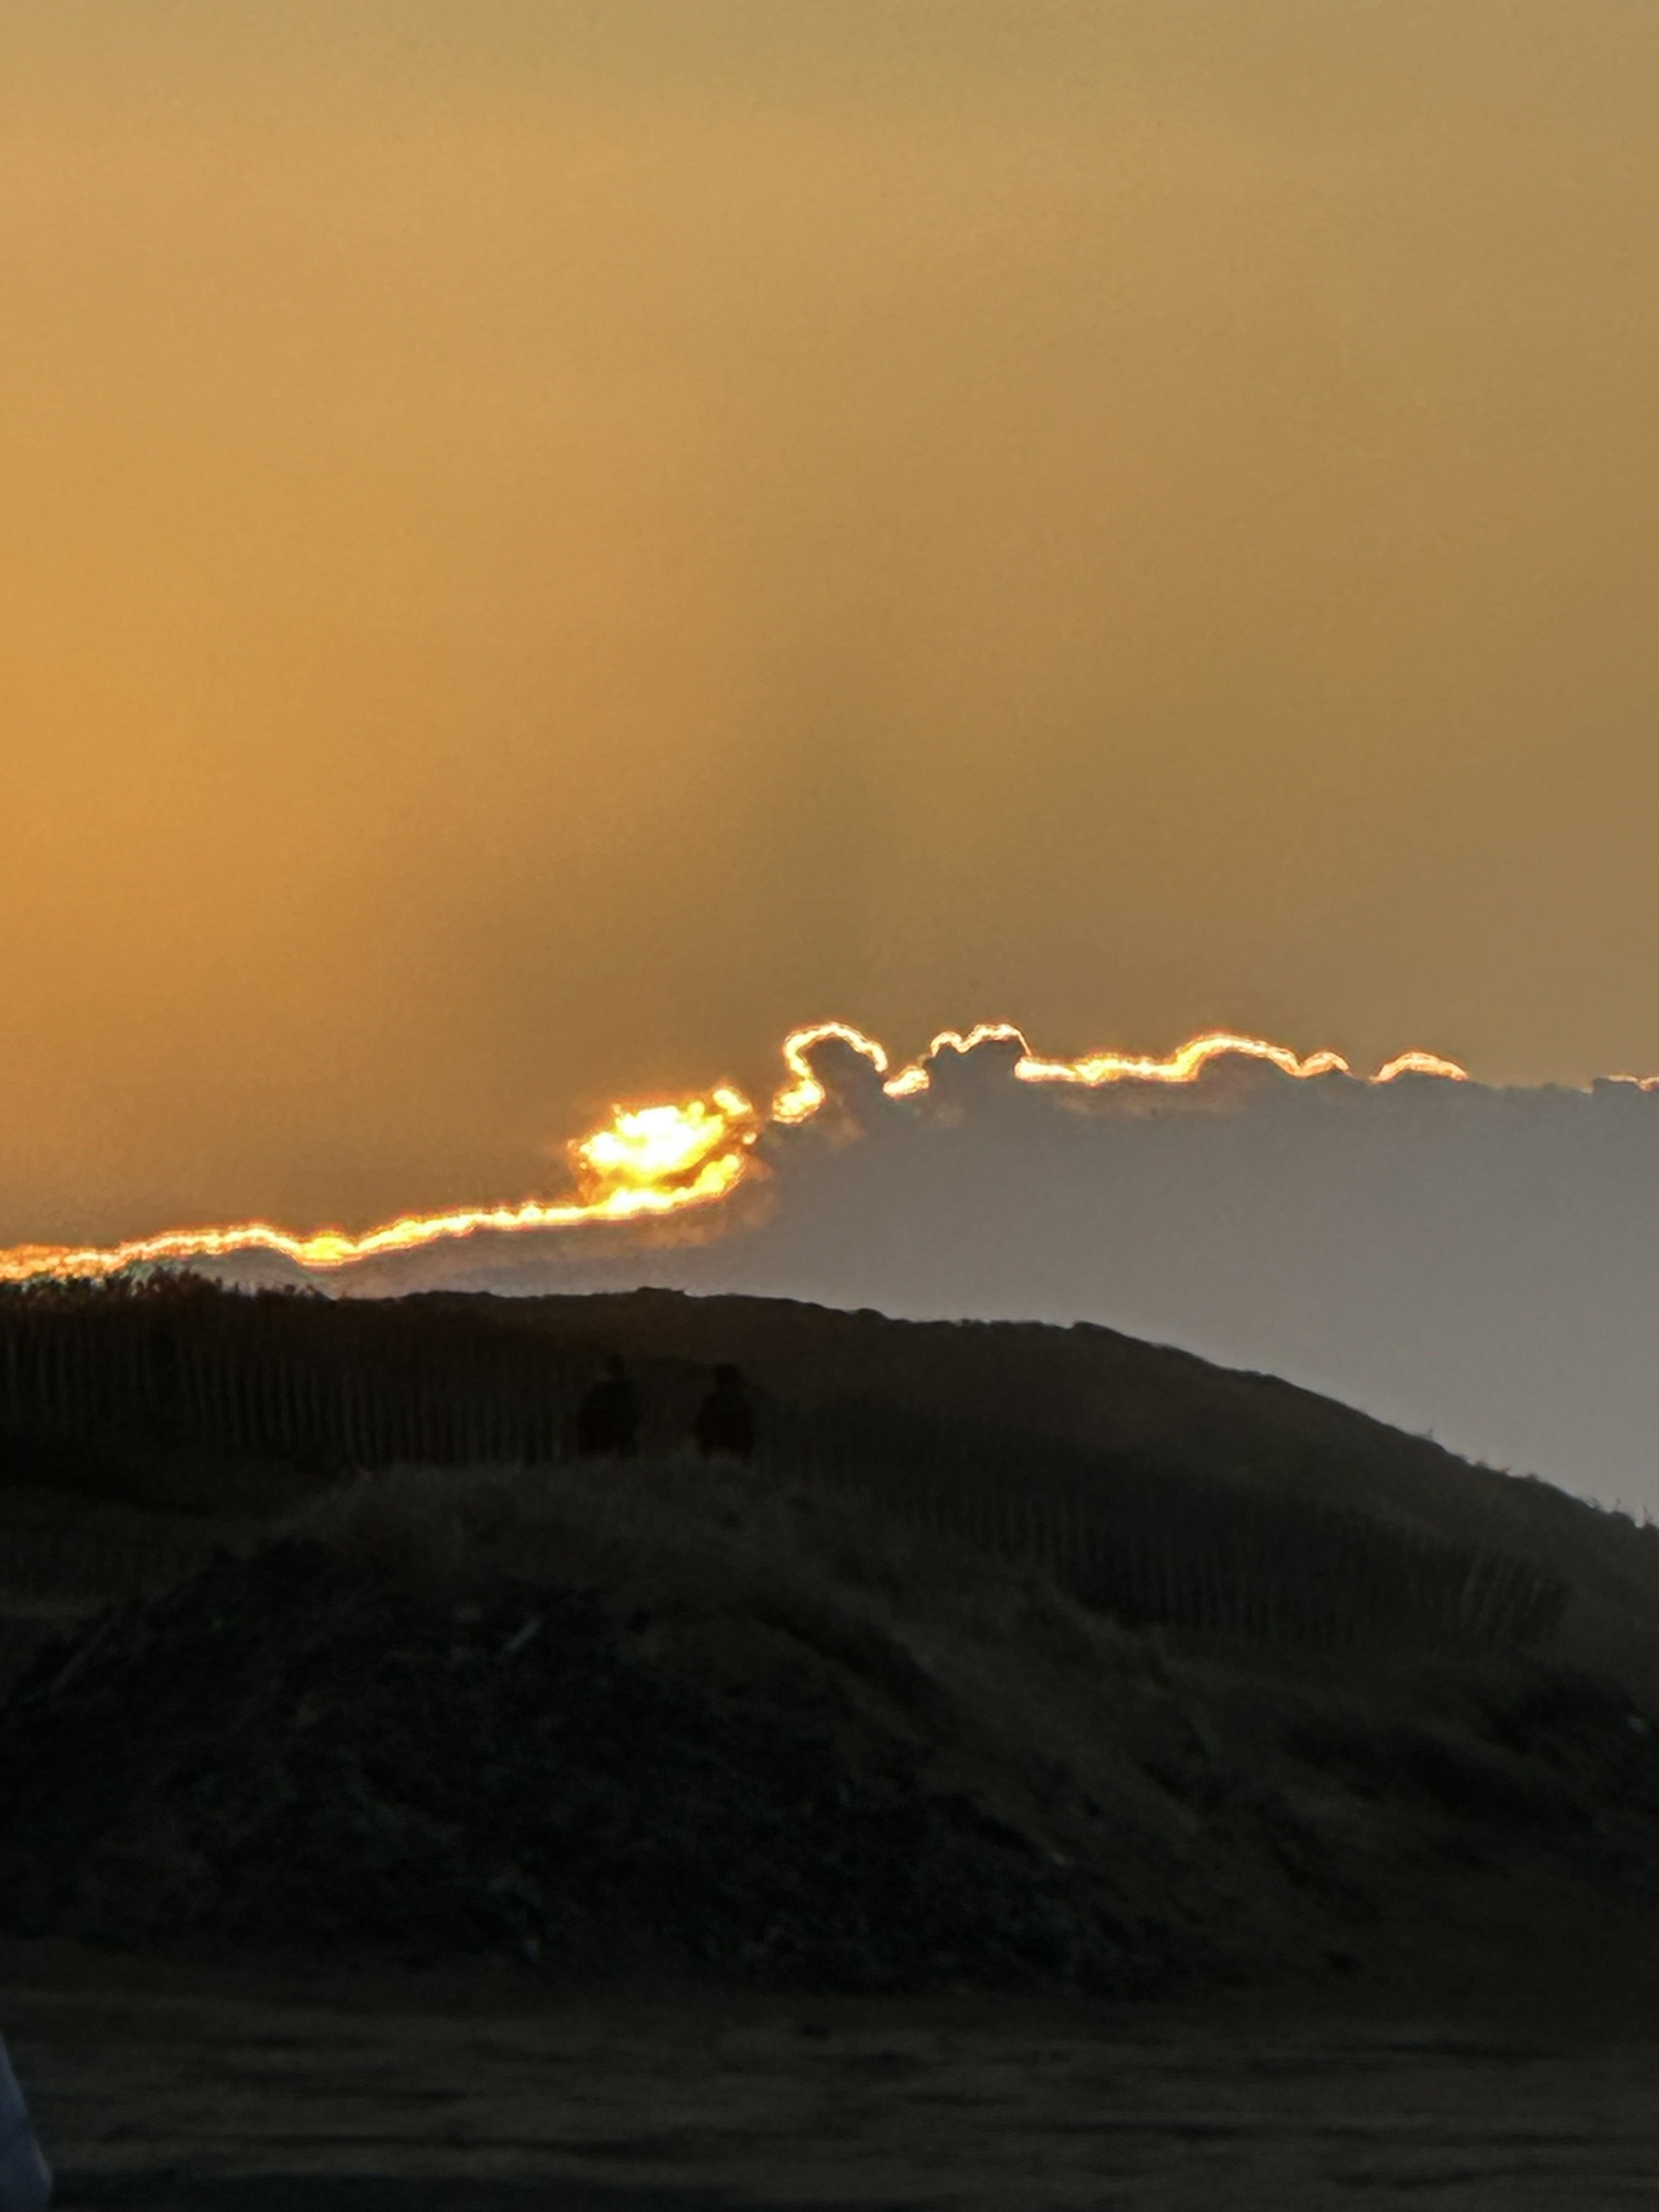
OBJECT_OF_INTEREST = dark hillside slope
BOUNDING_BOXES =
[2,1454,1658,2007]
[5,1279,1657,1687]
[3,1285,1659,2003]
[444,1289,1659,1695]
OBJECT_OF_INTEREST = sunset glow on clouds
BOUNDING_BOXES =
[0,1020,1471,1285]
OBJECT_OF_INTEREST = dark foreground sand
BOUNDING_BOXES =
[4,1945,1657,2211]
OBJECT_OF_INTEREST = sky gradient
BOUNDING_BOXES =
[5,3,1659,1245]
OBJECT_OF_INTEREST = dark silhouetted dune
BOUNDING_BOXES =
[3,1282,1659,2011]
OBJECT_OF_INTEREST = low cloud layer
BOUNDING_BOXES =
[301,1029,1659,1515]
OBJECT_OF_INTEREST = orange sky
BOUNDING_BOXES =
[4,2,1658,1245]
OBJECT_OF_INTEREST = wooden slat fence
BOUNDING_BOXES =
[765,1395,1566,1653]
[0,1279,590,1473]
[0,1278,1567,1652]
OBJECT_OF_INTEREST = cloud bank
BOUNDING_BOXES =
[307,1026,1659,1514]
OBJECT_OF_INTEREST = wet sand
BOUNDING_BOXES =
[4,1947,1658,2210]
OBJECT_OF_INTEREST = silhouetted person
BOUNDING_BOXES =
[575,1356,640,1458]
[693,1362,754,1460]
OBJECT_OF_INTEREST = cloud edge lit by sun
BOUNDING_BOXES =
[0,1020,1491,1289]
